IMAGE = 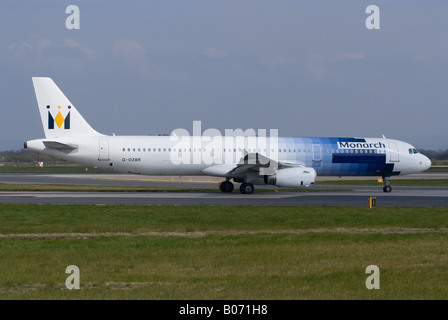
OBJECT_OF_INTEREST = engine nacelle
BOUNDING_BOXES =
[264,167,316,188]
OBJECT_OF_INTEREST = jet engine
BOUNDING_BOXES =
[264,167,316,188]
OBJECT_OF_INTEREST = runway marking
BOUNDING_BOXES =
[1,228,447,239]
[97,177,220,184]
[0,191,300,199]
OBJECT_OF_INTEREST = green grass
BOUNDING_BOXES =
[0,205,448,234]
[427,166,448,172]
[2,233,447,300]
[319,179,448,187]
[0,204,448,299]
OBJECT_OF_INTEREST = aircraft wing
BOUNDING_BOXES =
[201,152,306,177]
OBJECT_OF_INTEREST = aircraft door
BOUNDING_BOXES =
[389,142,400,162]
[98,140,109,161]
[312,144,322,162]
[312,144,322,169]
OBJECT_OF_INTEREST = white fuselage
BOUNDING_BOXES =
[25,135,432,179]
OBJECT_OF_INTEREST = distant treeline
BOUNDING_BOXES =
[419,149,448,161]
[0,149,70,165]
[1,148,447,166]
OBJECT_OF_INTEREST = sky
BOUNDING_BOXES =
[1,0,448,150]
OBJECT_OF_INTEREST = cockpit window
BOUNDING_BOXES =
[409,148,419,154]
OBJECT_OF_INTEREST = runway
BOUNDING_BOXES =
[1,173,448,206]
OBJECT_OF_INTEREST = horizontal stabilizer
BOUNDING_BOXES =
[43,141,78,152]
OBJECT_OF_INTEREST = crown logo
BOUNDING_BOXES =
[47,105,71,129]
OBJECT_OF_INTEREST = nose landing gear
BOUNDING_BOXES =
[382,176,392,193]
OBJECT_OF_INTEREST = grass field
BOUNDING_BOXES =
[319,179,448,187]
[1,204,447,300]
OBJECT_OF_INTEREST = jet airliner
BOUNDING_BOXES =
[24,77,431,194]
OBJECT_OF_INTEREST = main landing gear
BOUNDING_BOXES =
[382,176,392,193]
[239,182,255,194]
[219,180,234,193]
[219,180,254,194]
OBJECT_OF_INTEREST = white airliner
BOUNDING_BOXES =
[25,77,431,194]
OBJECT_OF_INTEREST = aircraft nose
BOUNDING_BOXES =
[421,155,431,171]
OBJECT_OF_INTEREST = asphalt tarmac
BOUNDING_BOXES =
[0,173,448,206]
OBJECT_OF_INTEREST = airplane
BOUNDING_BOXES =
[24,77,432,194]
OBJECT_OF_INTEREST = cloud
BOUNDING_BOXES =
[337,52,365,60]
[113,39,150,76]
[205,48,228,58]
[260,57,291,67]
[40,39,95,60]
[8,37,97,71]
[306,52,366,78]
[8,42,35,60]
[307,53,327,78]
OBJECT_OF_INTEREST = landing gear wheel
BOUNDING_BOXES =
[239,183,255,194]
[382,176,392,193]
[219,181,234,193]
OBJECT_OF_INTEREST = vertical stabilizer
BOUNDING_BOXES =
[32,77,103,138]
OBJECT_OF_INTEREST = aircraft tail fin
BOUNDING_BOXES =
[32,77,103,138]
